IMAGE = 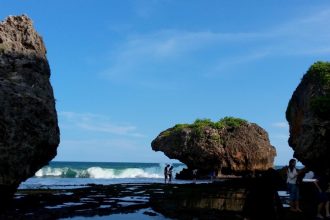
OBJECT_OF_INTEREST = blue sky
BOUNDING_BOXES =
[1,1,330,165]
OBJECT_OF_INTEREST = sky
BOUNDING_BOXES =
[1,0,330,165]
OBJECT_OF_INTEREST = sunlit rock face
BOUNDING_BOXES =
[286,62,330,173]
[151,117,276,174]
[0,15,60,203]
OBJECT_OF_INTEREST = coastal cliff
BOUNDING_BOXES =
[151,117,276,174]
[286,61,330,173]
[0,15,60,203]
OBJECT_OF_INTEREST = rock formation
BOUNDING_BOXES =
[286,61,330,173]
[151,117,276,174]
[0,15,60,204]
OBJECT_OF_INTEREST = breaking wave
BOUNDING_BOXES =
[34,163,186,179]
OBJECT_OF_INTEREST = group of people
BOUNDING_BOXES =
[164,164,174,184]
[286,158,330,219]
[163,165,199,184]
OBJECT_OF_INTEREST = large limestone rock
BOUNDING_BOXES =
[151,117,276,174]
[286,61,330,173]
[0,15,60,203]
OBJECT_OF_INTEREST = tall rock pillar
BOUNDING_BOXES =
[286,62,330,173]
[0,15,60,206]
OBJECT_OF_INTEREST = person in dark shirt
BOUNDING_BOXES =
[168,166,173,183]
[192,169,197,184]
[164,164,170,184]
[314,172,330,219]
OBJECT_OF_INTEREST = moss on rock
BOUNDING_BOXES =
[306,62,330,119]
[164,117,248,137]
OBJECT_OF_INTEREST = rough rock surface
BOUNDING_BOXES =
[286,61,330,173]
[151,118,276,174]
[0,15,60,203]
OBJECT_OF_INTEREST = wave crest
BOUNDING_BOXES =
[35,166,163,179]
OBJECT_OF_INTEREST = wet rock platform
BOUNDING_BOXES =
[0,179,318,220]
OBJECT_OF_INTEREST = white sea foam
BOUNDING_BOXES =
[21,162,190,189]
[117,168,161,178]
[35,167,64,177]
[86,167,115,178]
[86,167,162,179]
[34,166,164,179]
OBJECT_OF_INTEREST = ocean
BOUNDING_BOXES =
[19,162,290,189]
[19,161,188,189]
[17,162,292,219]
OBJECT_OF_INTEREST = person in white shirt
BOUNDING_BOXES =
[287,158,302,212]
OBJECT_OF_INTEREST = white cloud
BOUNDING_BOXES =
[101,30,266,87]
[56,138,172,162]
[272,122,289,129]
[60,139,137,150]
[109,30,263,61]
[55,138,145,162]
[133,0,173,19]
[271,134,289,141]
[101,7,330,85]
[58,111,145,137]
[207,50,270,76]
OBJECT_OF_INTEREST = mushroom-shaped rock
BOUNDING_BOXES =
[0,15,60,204]
[151,117,276,174]
[286,61,330,173]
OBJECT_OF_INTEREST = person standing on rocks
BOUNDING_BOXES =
[168,166,173,183]
[192,169,198,184]
[210,170,216,183]
[164,164,170,184]
[313,171,330,219]
[287,158,302,212]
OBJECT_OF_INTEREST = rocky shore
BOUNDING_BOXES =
[0,177,319,220]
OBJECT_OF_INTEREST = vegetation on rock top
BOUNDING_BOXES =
[162,117,248,137]
[306,61,330,85]
[307,61,330,118]
[286,61,330,120]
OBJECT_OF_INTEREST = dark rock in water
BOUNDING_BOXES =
[286,61,330,173]
[0,15,60,204]
[151,117,276,174]
[243,168,285,220]
[150,182,247,220]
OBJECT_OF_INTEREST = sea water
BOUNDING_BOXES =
[19,161,188,189]
[19,163,291,189]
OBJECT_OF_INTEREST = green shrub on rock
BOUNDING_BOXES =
[162,117,248,138]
